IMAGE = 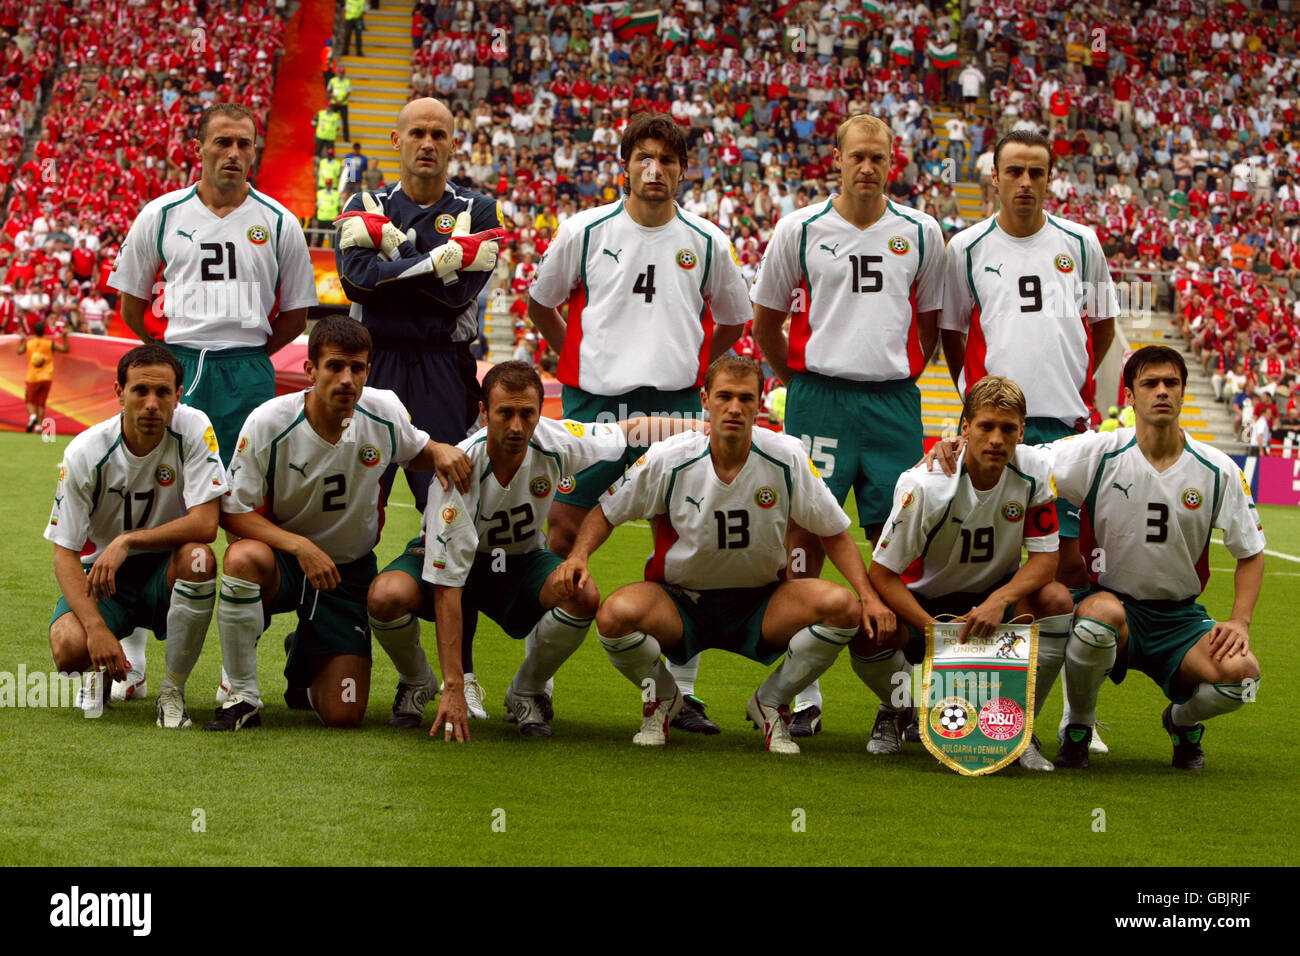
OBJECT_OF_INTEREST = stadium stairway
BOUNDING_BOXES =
[929,106,984,223]
[335,1,413,185]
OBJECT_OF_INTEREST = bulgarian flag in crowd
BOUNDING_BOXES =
[891,35,914,66]
[721,23,741,48]
[863,1,884,21]
[612,6,660,40]
[927,40,960,69]
[664,22,687,47]
[842,9,866,30]
[773,1,800,18]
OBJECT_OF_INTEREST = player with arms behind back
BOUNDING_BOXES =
[750,112,945,737]
[527,112,753,734]
[863,376,1074,769]
[45,345,226,729]
[550,356,894,754]
[1050,346,1264,770]
[212,318,471,731]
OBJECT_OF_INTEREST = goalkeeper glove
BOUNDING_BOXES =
[334,192,411,258]
[428,210,504,283]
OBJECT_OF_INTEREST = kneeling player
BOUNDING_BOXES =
[369,361,703,738]
[45,345,226,728]
[861,376,1074,769]
[214,317,471,730]
[1050,346,1264,770]
[551,356,895,754]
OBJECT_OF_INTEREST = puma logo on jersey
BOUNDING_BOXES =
[435,532,451,548]
[54,495,63,507]
[602,247,622,263]
[206,456,220,465]
[177,229,195,242]
[685,495,703,512]
[820,243,840,257]
[288,461,309,475]
[984,264,1003,276]
[106,485,127,500]
[1112,481,1133,498]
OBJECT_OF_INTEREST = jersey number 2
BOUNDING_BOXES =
[322,474,347,512]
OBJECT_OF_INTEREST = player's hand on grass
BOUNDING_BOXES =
[548,557,589,599]
[922,436,964,475]
[958,600,1003,642]
[293,539,341,590]
[1206,619,1250,661]
[431,442,472,492]
[859,595,896,643]
[86,537,129,601]
[432,686,470,743]
[86,624,129,682]
[334,192,409,258]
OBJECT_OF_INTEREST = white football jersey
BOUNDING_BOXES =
[109,186,318,349]
[1049,429,1266,601]
[872,445,1059,599]
[528,200,751,394]
[601,429,850,589]
[223,389,429,563]
[45,405,228,564]
[942,214,1118,423]
[422,417,628,587]
[750,198,946,381]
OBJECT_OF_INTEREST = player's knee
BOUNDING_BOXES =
[316,700,366,728]
[1036,581,1075,618]
[223,540,273,583]
[564,580,600,619]
[49,620,85,673]
[1215,653,1261,684]
[595,593,635,637]
[823,586,860,629]
[175,543,217,582]
[367,573,418,621]
[1077,593,1124,631]
[546,525,576,558]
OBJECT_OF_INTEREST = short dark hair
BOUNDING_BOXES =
[117,344,184,389]
[1123,345,1187,392]
[704,355,763,394]
[481,360,543,409]
[619,111,689,170]
[32,320,46,337]
[993,130,1053,173]
[308,316,372,364]
[197,103,257,143]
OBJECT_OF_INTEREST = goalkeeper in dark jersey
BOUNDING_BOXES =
[335,97,504,514]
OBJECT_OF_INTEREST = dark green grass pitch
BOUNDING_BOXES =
[1,431,1296,865]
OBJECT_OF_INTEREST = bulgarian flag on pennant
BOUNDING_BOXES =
[891,36,914,66]
[863,1,884,22]
[613,6,661,40]
[927,40,960,69]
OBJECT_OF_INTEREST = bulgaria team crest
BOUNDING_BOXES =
[155,464,176,487]
[246,225,269,245]
[441,507,456,523]
[1001,501,1024,522]
[754,486,778,508]
[675,248,697,269]
[435,214,456,234]
[1054,253,1075,273]
[530,476,552,498]
[358,444,381,467]
[1181,488,1203,510]
[887,235,910,255]
[919,620,1038,776]
[557,476,576,494]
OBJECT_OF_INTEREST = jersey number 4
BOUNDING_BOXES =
[633,264,656,303]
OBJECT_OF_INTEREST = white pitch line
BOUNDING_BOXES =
[1211,533,1300,564]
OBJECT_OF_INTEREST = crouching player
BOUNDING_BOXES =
[368,360,703,739]
[1050,346,1264,770]
[863,376,1074,769]
[45,345,226,728]
[213,317,471,730]
[550,356,895,754]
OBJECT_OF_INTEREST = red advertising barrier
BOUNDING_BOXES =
[1257,456,1300,507]
[0,334,562,435]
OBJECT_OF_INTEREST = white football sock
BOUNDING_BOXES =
[120,627,149,676]
[522,624,555,697]
[664,653,699,697]
[756,624,854,708]
[794,678,823,710]
[1064,617,1117,727]
[1033,613,1072,719]
[370,613,433,685]
[217,576,264,708]
[599,630,677,701]
[511,607,591,697]
[851,647,911,712]
[1172,679,1255,725]
[161,579,215,693]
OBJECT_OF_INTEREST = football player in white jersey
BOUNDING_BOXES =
[528,112,752,734]
[109,103,318,705]
[213,318,472,730]
[1050,347,1264,770]
[751,112,945,737]
[865,376,1075,770]
[550,356,896,754]
[45,346,227,729]
[942,129,1119,750]
[368,361,705,739]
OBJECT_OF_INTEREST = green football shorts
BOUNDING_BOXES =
[168,343,275,468]
[784,372,922,529]
[382,536,563,640]
[1024,417,1082,538]
[559,384,701,509]
[655,581,782,666]
[1075,586,1216,703]
[269,550,377,687]
[50,552,171,638]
